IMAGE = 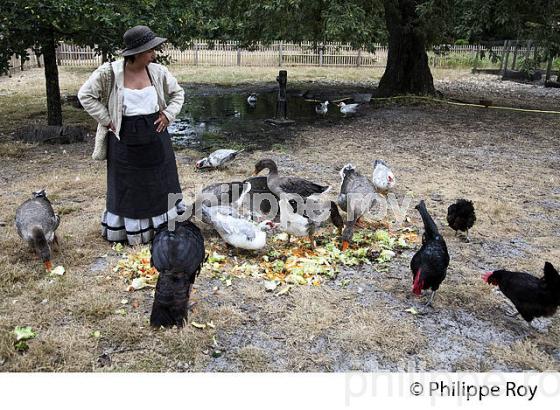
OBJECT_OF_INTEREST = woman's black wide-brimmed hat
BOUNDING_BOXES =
[121,25,167,56]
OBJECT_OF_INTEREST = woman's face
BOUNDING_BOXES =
[136,48,156,65]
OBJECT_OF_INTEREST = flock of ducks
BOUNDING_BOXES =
[247,92,361,116]
[191,155,395,252]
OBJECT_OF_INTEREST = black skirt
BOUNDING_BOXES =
[106,112,182,219]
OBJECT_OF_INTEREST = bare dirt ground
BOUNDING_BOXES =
[1,67,559,372]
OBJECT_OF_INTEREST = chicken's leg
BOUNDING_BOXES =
[424,290,436,307]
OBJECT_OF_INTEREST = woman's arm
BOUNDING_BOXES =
[78,63,113,127]
[160,66,185,123]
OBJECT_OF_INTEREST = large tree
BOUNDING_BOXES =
[0,0,179,126]
[176,0,449,96]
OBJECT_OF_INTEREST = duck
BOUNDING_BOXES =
[199,181,248,207]
[202,205,277,250]
[253,159,330,199]
[315,101,329,115]
[150,220,205,328]
[372,159,395,194]
[247,93,257,105]
[201,182,277,250]
[278,197,319,248]
[195,148,245,170]
[337,164,378,250]
[197,182,251,225]
[15,189,60,271]
[337,102,360,115]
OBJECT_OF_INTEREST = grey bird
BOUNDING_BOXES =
[195,149,245,170]
[337,164,378,250]
[15,190,60,270]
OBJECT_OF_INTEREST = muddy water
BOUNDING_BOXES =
[168,85,372,150]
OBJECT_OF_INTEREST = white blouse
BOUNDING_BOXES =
[122,86,159,116]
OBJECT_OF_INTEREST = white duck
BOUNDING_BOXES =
[278,197,320,248]
[372,159,395,194]
[195,148,245,170]
[203,206,277,250]
[201,182,277,250]
[338,102,360,115]
[247,93,257,106]
[315,101,329,115]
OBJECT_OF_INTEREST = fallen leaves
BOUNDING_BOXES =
[112,246,158,290]
[201,223,419,290]
[49,265,65,276]
[191,320,216,330]
[13,326,36,351]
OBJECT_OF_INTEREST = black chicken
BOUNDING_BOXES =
[150,220,205,328]
[483,262,560,323]
[446,199,476,241]
[410,200,450,306]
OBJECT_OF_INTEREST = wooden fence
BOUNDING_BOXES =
[54,41,521,69]
[5,40,549,75]
[53,41,514,68]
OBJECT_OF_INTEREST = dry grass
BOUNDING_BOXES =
[334,306,426,362]
[490,340,558,371]
[237,346,270,372]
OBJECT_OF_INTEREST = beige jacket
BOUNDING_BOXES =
[78,60,184,160]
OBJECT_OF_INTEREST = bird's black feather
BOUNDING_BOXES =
[150,220,205,328]
[410,200,450,296]
[447,199,476,233]
[485,263,560,322]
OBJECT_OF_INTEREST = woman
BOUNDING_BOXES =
[78,25,185,245]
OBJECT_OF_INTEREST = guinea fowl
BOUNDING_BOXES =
[447,199,476,241]
[483,262,560,323]
[371,160,395,194]
[253,159,330,199]
[410,200,450,307]
[15,190,60,271]
[337,164,378,250]
[150,220,205,328]
[195,148,244,170]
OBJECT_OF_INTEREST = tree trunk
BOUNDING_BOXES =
[377,0,435,96]
[41,32,62,126]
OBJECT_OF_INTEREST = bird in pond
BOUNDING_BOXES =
[337,102,360,115]
[247,93,257,106]
[315,101,329,115]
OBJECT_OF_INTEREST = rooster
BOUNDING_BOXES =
[447,199,476,241]
[410,200,450,306]
[482,262,560,323]
[150,220,205,328]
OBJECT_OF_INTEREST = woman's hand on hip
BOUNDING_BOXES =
[154,112,169,133]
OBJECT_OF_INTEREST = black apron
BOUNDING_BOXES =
[106,111,182,219]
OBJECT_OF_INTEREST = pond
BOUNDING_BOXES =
[168,85,372,151]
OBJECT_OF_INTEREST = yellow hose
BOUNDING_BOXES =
[372,95,560,115]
